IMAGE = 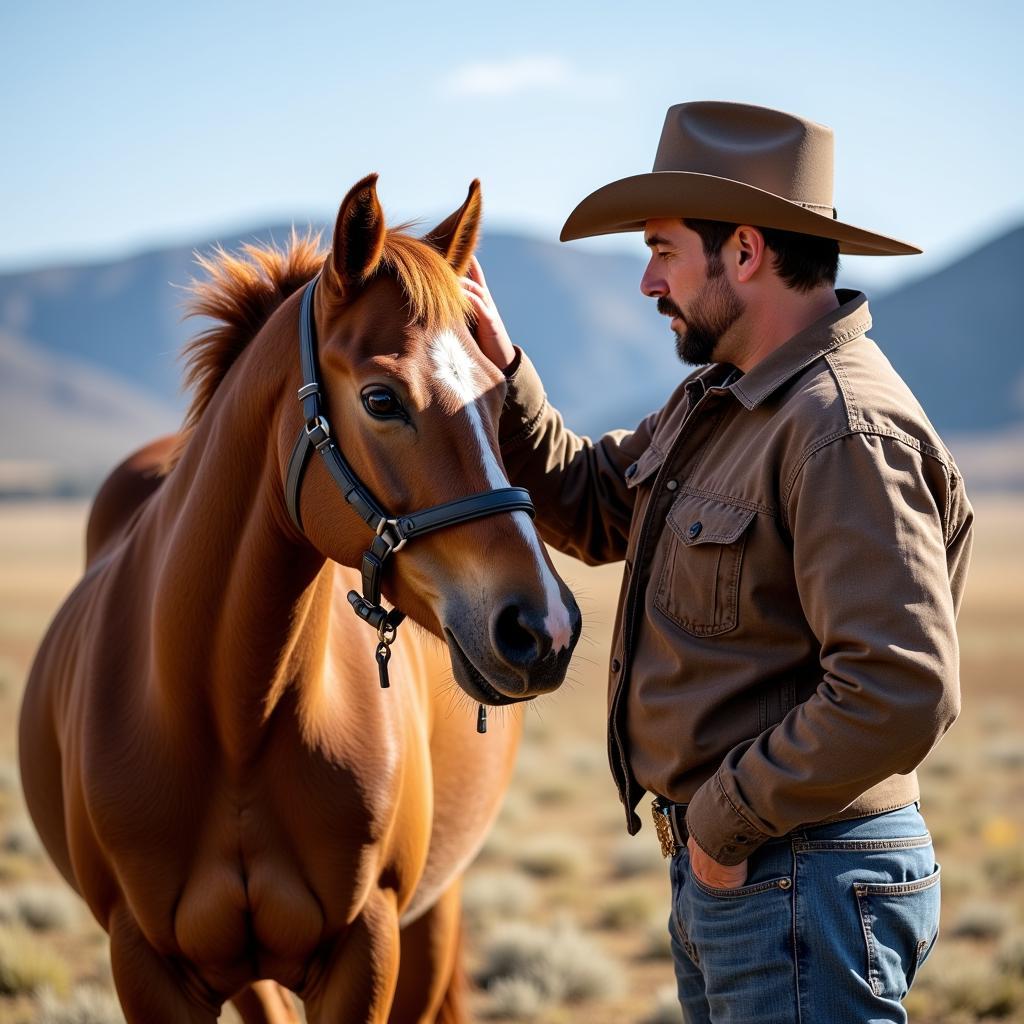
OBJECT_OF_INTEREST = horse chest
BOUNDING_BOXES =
[86,692,430,971]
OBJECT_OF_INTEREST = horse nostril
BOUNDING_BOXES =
[492,603,551,668]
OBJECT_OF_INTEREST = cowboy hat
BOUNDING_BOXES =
[560,101,921,256]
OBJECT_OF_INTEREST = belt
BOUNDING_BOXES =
[652,798,689,858]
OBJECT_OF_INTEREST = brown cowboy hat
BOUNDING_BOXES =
[560,101,921,256]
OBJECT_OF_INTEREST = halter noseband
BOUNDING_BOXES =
[284,275,535,730]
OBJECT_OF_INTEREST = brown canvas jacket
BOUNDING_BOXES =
[498,290,974,865]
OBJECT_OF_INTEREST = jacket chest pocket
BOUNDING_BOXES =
[655,494,756,637]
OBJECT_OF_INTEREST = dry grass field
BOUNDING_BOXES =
[0,498,1020,1023]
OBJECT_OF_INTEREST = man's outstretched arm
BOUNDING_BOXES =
[462,256,663,566]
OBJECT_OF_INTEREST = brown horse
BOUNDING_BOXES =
[20,175,581,1023]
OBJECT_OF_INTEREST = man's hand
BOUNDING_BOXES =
[687,836,748,890]
[460,256,516,371]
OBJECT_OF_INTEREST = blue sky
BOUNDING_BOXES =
[3,0,1021,290]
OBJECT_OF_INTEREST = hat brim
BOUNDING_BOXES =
[560,171,921,256]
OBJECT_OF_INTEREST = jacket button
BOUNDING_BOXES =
[665,479,678,491]
[688,521,703,539]
[778,878,793,890]
[611,658,622,673]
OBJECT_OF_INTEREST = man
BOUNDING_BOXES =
[461,101,973,1022]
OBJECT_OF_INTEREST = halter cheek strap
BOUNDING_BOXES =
[284,275,536,728]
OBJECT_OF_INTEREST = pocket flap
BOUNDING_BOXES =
[666,494,757,546]
[624,445,667,489]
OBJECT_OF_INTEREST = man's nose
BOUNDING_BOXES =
[640,263,666,298]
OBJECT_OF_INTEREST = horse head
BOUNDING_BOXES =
[288,174,582,707]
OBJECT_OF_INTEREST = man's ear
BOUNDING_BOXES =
[734,225,766,283]
[423,179,482,277]
[324,173,386,298]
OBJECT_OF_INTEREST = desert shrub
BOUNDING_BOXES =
[475,824,512,864]
[2,818,45,859]
[986,738,1024,771]
[529,778,575,806]
[37,985,126,1024]
[920,750,959,779]
[610,837,663,879]
[0,925,70,996]
[495,788,530,827]
[643,985,684,1024]
[15,883,79,931]
[515,836,579,880]
[597,888,656,929]
[911,945,1024,1021]
[998,928,1024,978]
[950,900,1012,940]
[936,860,985,901]
[567,744,604,776]
[942,962,1024,1018]
[0,889,17,923]
[483,975,546,1019]
[462,871,537,929]
[641,917,674,961]
[476,918,623,1005]
[521,721,553,748]
[986,846,1024,886]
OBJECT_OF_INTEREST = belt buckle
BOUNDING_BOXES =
[652,801,679,859]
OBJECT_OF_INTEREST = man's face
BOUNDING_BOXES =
[640,218,745,366]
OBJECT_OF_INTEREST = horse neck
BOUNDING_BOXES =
[147,319,347,761]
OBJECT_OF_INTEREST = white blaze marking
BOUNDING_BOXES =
[429,330,572,654]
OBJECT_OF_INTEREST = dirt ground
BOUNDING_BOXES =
[0,498,1020,1023]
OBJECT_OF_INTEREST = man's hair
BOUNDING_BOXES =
[682,218,840,293]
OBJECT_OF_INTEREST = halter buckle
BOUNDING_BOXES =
[375,517,408,553]
[305,415,332,451]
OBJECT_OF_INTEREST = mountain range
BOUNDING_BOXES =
[1,223,1020,495]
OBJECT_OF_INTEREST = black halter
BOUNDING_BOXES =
[284,275,535,728]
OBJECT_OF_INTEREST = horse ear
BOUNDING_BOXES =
[423,180,482,277]
[326,173,386,296]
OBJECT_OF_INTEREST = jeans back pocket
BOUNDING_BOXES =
[855,864,941,999]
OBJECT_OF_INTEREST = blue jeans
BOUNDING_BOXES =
[668,803,940,1024]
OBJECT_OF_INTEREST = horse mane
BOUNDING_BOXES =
[165,225,469,471]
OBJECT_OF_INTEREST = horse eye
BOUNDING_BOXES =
[361,387,405,420]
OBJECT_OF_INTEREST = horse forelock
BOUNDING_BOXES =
[164,227,470,474]
[372,227,471,336]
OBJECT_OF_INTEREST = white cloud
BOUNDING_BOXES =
[440,54,621,101]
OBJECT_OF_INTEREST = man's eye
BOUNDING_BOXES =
[361,387,406,420]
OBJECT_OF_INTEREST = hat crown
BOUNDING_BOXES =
[653,101,834,213]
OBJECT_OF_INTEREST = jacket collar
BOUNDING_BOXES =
[725,289,872,410]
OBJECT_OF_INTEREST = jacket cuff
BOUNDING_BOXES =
[685,771,769,866]
[499,346,548,448]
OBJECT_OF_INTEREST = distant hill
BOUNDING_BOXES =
[870,226,1024,434]
[0,224,302,403]
[0,222,1020,494]
[0,328,178,494]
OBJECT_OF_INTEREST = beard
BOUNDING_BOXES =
[658,262,745,366]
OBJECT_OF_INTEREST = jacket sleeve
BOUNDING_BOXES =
[498,347,659,565]
[685,430,972,864]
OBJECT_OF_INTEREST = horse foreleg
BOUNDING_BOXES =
[108,905,219,1024]
[389,880,466,1024]
[302,887,401,1024]
[231,981,301,1024]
